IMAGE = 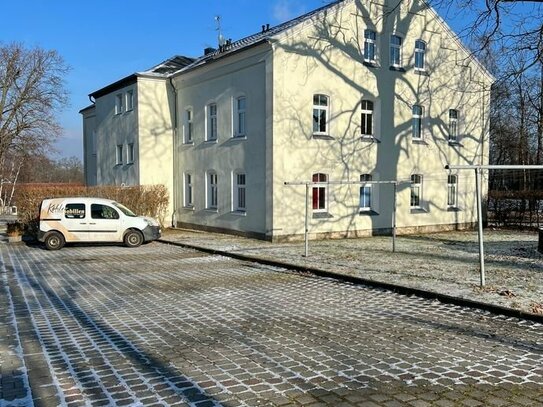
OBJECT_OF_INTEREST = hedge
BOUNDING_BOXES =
[15,184,169,226]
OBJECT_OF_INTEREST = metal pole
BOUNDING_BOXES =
[304,183,309,257]
[475,168,485,287]
[392,183,397,253]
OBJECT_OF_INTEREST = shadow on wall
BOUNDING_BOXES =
[272,0,489,238]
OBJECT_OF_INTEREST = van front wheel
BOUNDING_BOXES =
[124,230,143,248]
[45,231,65,250]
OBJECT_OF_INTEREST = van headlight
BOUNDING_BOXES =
[143,217,159,227]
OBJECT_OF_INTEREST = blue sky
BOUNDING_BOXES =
[1,0,329,160]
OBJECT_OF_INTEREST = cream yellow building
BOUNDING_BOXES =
[82,0,493,241]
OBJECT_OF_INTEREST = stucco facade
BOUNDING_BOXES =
[82,0,493,238]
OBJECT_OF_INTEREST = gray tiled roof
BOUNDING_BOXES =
[143,55,196,76]
[173,0,344,75]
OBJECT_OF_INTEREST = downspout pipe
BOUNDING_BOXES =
[169,76,178,228]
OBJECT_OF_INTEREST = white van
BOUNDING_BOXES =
[38,197,161,250]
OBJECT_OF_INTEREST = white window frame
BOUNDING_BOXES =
[448,109,459,142]
[234,96,247,138]
[233,172,246,212]
[184,108,193,144]
[115,93,124,115]
[115,144,123,165]
[390,35,403,68]
[447,174,458,208]
[410,174,423,209]
[312,94,330,136]
[312,173,328,212]
[126,143,134,164]
[361,100,374,137]
[414,40,426,71]
[206,103,218,141]
[363,29,377,64]
[184,172,194,208]
[360,174,372,211]
[412,105,424,140]
[126,90,134,111]
[206,171,218,210]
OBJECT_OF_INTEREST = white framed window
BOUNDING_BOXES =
[313,94,330,136]
[447,175,458,208]
[361,100,374,137]
[363,29,376,63]
[184,108,193,144]
[206,103,218,141]
[184,173,193,207]
[233,172,246,212]
[126,143,134,164]
[126,90,134,111]
[410,174,422,208]
[412,105,423,140]
[206,171,218,209]
[116,144,123,165]
[360,174,372,211]
[390,35,403,68]
[414,40,426,71]
[115,94,124,115]
[312,173,328,212]
[234,97,246,137]
[448,109,458,142]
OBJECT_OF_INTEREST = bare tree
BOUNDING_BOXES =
[0,42,69,165]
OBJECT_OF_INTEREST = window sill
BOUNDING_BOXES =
[312,212,333,219]
[115,163,123,167]
[183,206,195,211]
[389,66,405,72]
[410,208,428,214]
[231,135,247,140]
[414,70,429,76]
[359,209,379,216]
[231,210,247,217]
[126,162,134,165]
[412,138,428,145]
[360,135,380,142]
[447,207,461,212]
[363,61,379,68]
[204,139,218,144]
[312,134,335,140]
[183,141,194,146]
[205,208,218,213]
[448,140,462,147]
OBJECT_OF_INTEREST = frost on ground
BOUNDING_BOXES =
[164,228,543,315]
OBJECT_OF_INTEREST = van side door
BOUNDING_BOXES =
[88,203,123,242]
[62,203,90,242]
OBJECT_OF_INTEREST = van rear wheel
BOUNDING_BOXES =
[45,231,65,250]
[124,230,143,248]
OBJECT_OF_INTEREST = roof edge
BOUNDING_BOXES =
[89,74,138,99]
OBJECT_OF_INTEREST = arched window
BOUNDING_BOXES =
[361,100,374,137]
[312,173,328,211]
[414,40,426,71]
[360,174,372,210]
[206,171,218,209]
[447,174,457,207]
[410,174,422,208]
[363,29,376,63]
[312,94,329,136]
[412,105,423,140]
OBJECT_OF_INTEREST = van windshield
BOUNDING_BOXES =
[112,202,137,217]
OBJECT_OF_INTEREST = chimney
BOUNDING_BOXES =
[262,25,266,33]
[204,47,216,55]
[266,23,270,31]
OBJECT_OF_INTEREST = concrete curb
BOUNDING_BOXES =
[158,238,543,324]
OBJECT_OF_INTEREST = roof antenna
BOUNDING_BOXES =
[215,15,226,47]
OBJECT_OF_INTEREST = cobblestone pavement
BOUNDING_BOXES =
[0,242,542,406]
[161,229,543,316]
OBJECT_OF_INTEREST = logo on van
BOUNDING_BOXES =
[47,203,65,215]
[65,208,85,217]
